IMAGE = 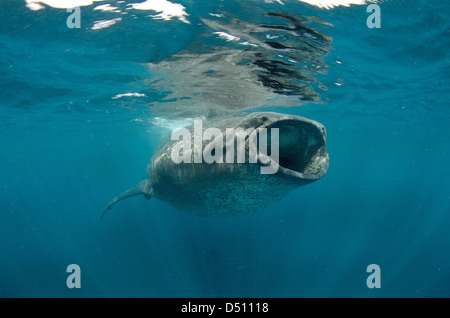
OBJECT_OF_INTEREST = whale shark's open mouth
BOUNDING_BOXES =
[265,119,329,180]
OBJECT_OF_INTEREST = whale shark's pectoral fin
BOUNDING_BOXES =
[101,179,151,220]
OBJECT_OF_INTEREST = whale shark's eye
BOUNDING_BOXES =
[261,116,268,122]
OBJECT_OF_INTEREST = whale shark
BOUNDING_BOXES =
[101,112,329,218]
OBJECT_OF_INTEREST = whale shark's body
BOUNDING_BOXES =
[101,112,329,218]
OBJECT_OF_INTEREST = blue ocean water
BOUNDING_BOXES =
[0,0,449,298]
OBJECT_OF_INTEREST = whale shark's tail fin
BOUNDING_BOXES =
[101,179,151,220]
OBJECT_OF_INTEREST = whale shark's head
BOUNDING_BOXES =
[230,112,329,183]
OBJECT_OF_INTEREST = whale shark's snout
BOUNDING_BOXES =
[261,116,329,182]
[101,112,329,218]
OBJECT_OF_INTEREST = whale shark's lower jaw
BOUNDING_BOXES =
[265,118,329,182]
